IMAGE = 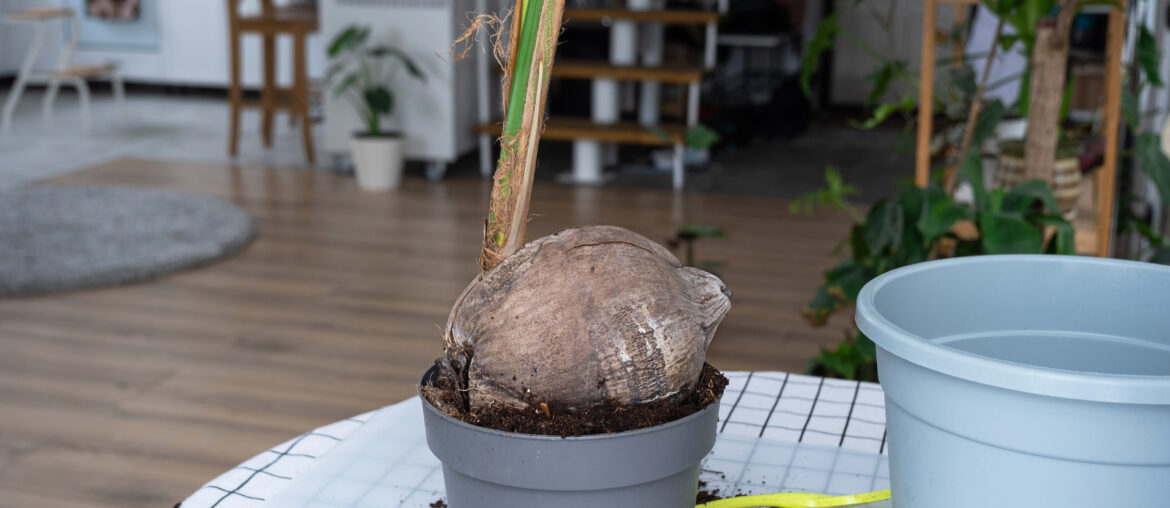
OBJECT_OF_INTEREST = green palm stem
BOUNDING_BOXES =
[480,0,565,271]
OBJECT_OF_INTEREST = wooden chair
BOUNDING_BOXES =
[225,0,318,164]
[0,7,125,133]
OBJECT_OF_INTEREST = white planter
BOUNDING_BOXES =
[350,135,405,191]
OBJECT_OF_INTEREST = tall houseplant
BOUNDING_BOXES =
[326,25,423,191]
[795,0,1170,380]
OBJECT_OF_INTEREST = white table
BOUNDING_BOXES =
[180,371,890,508]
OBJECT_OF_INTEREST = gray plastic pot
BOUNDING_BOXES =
[856,255,1170,508]
[419,367,718,508]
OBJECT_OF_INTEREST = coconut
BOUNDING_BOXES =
[442,225,731,410]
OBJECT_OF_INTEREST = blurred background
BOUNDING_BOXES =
[0,0,1168,506]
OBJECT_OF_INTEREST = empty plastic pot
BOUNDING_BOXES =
[856,255,1170,507]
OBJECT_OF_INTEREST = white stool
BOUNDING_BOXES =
[0,7,125,133]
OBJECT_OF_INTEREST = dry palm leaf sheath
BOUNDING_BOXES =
[439,0,731,411]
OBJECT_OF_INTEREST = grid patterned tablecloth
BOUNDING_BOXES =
[180,371,887,508]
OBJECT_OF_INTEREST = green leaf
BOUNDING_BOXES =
[959,146,988,211]
[1036,215,1076,255]
[1013,70,1031,117]
[324,61,347,85]
[864,59,909,105]
[678,224,726,238]
[799,13,840,98]
[987,187,1006,214]
[803,285,842,325]
[501,0,547,137]
[364,87,393,115]
[1022,0,1056,42]
[788,166,864,222]
[918,188,968,241]
[982,0,1024,16]
[328,26,368,57]
[970,99,1007,147]
[997,34,1021,53]
[1151,247,1170,265]
[369,46,425,81]
[824,261,870,302]
[1137,133,1170,205]
[1122,88,1140,131]
[979,213,1043,254]
[332,73,359,97]
[1138,25,1163,87]
[1002,179,1061,215]
[849,223,870,261]
[686,124,721,150]
[855,332,877,358]
[852,96,916,130]
[1132,220,1166,246]
[864,200,903,254]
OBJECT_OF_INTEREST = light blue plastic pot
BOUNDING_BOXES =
[856,255,1170,507]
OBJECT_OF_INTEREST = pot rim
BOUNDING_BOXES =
[418,366,720,441]
[856,255,1170,405]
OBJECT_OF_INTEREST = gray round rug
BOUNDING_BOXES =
[0,185,255,296]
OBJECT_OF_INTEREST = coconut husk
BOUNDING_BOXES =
[443,225,731,410]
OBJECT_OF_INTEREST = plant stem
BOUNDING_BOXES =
[480,0,565,271]
[947,17,1005,195]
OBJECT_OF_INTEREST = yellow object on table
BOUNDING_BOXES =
[696,488,891,508]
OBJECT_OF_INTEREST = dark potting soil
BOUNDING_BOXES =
[422,363,728,436]
[695,488,723,503]
[696,480,723,504]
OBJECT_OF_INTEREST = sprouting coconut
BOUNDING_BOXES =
[431,0,729,416]
[444,225,731,410]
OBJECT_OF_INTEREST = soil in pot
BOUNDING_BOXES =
[422,363,728,436]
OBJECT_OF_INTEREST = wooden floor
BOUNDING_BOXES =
[0,158,854,507]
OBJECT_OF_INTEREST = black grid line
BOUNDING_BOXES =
[797,377,825,443]
[719,371,752,433]
[232,466,293,480]
[838,381,862,447]
[201,485,264,501]
[183,371,891,508]
[209,432,312,507]
[822,442,842,494]
[757,373,790,437]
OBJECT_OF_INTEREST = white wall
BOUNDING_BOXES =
[0,0,325,87]
[1,24,14,77]
[829,0,937,105]
[320,0,479,163]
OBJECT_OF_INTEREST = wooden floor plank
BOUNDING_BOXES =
[0,157,853,507]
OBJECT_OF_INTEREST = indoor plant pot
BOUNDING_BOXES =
[350,132,405,191]
[993,138,1081,219]
[326,25,422,193]
[419,367,719,508]
[856,256,1170,507]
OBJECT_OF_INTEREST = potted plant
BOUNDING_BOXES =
[326,25,423,191]
[993,137,1082,218]
[792,163,1077,381]
[417,2,731,506]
